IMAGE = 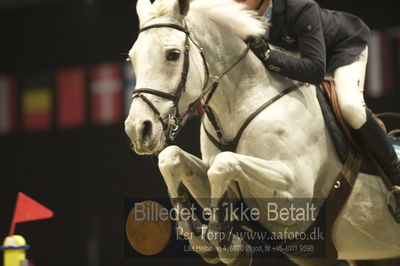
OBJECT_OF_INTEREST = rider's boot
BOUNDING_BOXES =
[355,111,400,186]
[355,111,400,222]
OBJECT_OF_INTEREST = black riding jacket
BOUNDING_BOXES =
[264,0,370,84]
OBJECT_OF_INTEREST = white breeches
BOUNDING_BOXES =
[333,46,368,130]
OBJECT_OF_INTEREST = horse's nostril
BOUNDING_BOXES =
[142,121,152,141]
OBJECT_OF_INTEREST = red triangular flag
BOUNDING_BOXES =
[9,192,54,235]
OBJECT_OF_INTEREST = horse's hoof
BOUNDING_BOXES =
[217,235,252,266]
[187,225,221,264]
[208,209,233,247]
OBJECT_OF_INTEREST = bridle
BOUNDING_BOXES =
[132,21,250,142]
[132,20,299,152]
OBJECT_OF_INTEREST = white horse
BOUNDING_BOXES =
[124,0,400,265]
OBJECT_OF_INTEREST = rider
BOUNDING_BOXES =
[238,0,400,188]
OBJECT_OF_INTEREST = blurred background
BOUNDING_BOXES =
[0,0,399,265]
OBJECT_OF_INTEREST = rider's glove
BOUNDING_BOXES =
[247,36,271,62]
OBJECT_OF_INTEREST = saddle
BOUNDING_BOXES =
[318,80,398,181]
[318,80,399,259]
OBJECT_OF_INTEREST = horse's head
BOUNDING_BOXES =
[124,0,208,155]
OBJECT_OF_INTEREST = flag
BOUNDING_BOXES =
[123,62,136,115]
[365,30,396,98]
[0,75,17,134]
[366,31,383,98]
[56,68,86,129]
[21,85,52,132]
[90,63,123,125]
[380,31,395,95]
[395,29,400,94]
[9,192,54,235]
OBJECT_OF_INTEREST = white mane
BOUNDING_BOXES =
[150,0,268,39]
[190,0,267,39]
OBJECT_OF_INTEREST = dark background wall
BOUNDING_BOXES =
[0,1,399,266]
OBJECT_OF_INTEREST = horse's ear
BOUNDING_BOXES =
[136,0,153,26]
[174,0,190,17]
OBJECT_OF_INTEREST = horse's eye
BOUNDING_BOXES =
[166,49,181,61]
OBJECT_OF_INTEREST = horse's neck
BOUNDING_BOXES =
[189,18,284,138]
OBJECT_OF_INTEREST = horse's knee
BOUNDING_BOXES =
[208,152,241,181]
[158,145,183,173]
[338,101,366,129]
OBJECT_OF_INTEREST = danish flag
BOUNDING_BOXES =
[90,63,123,125]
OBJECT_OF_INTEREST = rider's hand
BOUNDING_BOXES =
[247,36,271,62]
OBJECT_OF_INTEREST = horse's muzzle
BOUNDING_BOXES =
[125,118,162,155]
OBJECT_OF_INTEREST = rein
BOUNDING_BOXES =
[256,0,266,11]
[132,21,299,150]
[203,84,299,152]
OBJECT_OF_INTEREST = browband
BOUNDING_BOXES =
[139,23,189,34]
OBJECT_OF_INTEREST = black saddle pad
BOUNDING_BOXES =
[316,86,377,175]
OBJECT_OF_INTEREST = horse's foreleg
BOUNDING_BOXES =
[207,151,301,202]
[204,152,309,265]
[158,145,211,205]
[207,150,311,241]
[158,145,220,264]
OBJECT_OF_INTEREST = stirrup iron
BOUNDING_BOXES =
[387,186,400,223]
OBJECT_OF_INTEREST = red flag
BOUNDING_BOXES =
[366,30,396,98]
[9,192,54,235]
[380,31,394,96]
[395,30,400,94]
[0,75,17,134]
[90,63,123,125]
[366,31,383,98]
[56,68,86,129]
